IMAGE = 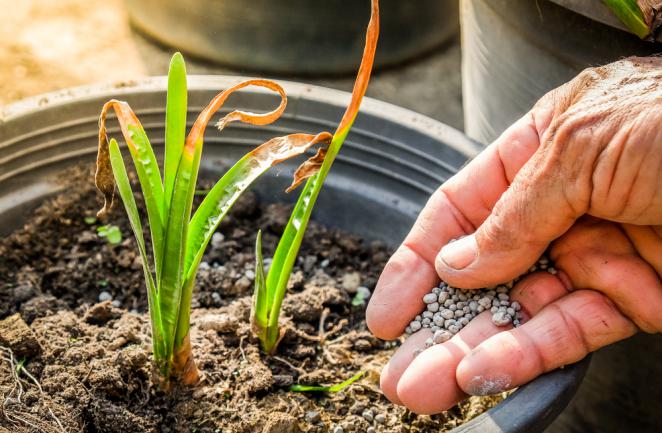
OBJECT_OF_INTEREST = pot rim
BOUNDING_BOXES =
[0,75,482,158]
[0,76,590,432]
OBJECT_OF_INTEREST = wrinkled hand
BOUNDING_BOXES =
[366,56,662,414]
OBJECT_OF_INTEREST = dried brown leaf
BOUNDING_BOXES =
[95,100,142,219]
[286,148,328,193]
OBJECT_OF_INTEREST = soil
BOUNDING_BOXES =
[0,166,503,433]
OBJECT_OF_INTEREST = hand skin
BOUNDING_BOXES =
[366,56,662,415]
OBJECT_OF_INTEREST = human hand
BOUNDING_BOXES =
[366,56,662,414]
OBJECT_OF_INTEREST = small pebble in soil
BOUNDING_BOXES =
[342,271,361,293]
[98,291,112,302]
[12,283,36,303]
[374,413,386,424]
[111,300,122,308]
[406,255,555,346]
[304,410,321,424]
[332,426,344,433]
[211,232,225,249]
[356,286,371,301]
[362,408,374,422]
[366,427,376,433]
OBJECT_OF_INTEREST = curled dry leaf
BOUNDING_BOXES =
[638,0,662,31]
[95,100,145,219]
[286,148,328,193]
[252,132,332,169]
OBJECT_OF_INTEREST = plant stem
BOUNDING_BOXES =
[171,333,199,385]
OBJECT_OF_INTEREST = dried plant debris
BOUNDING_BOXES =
[407,256,557,348]
[0,345,72,433]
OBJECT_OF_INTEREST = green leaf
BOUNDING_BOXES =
[97,224,123,245]
[161,142,202,359]
[290,371,365,393]
[351,287,370,307]
[164,52,188,214]
[260,0,379,354]
[15,358,25,375]
[84,216,97,225]
[184,133,331,282]
[176,133,330,353]
[97,100,165,284]
[107,138,165,361]
[602,0,649,38]
[253,230,268,333]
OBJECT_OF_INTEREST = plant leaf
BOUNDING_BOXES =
[96,100,165,279]
[164,52,188,215]
[97,224,122,245]
[602,0,650,38]
[290,371,365,393]
[107,138,165,362]
[262,0,379,353]
[171,80,326,356]
[286,148,327,193]
[252,230,268,334]
[159,141,201,361]
[184,132,332,280]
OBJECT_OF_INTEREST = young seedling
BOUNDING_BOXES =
[97,224,122,245]
[252,0,380,354]
[290,371,365,393]
[95,53,331,387]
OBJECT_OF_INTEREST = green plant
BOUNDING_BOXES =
[95,53,331,387]
[290,371,365,393]
[602,0,650,38]
[97,224,122,245]
[252,0,380,354]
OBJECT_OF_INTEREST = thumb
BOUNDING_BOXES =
[434,66,607,289]
[435,150,581,288]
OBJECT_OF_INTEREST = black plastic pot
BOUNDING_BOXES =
[123,0,458,75]
[0,77,589,432]
[461,0,661,144]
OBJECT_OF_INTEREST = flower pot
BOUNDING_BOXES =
[0,77,588,432]
[123,0,458,75]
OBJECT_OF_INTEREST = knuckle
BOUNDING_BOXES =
[566,290,634,348]
[537,302,590,370]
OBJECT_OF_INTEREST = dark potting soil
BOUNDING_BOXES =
[0,166,504,433]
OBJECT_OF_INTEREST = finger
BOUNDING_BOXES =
[380,328,431,405]
[553,220,662,332]
[382,272,568,414]
[367,109,549,339]
[456,290,637,396]
[434,71,609,288]
[621,223,662,277]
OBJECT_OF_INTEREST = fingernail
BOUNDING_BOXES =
[439,236,477,270]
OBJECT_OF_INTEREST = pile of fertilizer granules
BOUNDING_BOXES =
[406,256,557,348]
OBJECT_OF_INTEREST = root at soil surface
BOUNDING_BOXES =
[0,346,72,433]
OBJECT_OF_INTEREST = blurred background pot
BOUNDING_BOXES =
[461,0,661,144]
[123,0,458,75]
[460,1,662,432]
[0,77,589,432]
